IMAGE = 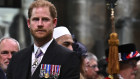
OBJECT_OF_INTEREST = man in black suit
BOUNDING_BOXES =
[0,67,6,79]
[6,0,80,79]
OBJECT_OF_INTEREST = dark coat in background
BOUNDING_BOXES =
[0,67,6,79]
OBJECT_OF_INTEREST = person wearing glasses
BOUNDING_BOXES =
[105,43,140,79]
[81,52,99,79]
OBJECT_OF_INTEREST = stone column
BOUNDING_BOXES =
[116,0,135,44]
[68,0,106,59]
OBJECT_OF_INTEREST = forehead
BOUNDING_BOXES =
[85,58,97,65]
[57,34,74,43]
[31,7,50,17]
[122,59,137,63]
[0,39,18,51]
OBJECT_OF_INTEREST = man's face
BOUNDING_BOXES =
[56,34,74,51]
[0,39,19,72]
[27,7,57,42]
[120,60,138,79]
[84,59,99,79]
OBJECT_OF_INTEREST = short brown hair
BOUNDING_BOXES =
[28,0,57,19]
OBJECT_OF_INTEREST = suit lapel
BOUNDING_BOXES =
[41,40,58,63]
[31,40,57,79]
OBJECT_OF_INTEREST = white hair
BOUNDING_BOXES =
[0,37,20,50]
[84,52,98,61]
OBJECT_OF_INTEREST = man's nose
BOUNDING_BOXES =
[7,53,12,59]
[38,19,43,26]
[68,45,73,51]
[95,67,99,72]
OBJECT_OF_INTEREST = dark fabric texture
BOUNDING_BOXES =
[6,40,80,79]
[0,67,6,79]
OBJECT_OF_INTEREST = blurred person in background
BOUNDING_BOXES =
[97,57,109,79]
[105,43,140,79]
[53,26,101,79]
[53,26,91,79]
[0,37,20,72]
[0,67,6,79]
[136,60,140,79]
[72,35,87,56]
[0,37,20,79]
[53,26,74,50]
[53,26,88,78]
[80,52,99,79]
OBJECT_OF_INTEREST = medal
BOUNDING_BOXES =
[40,64,61,79]
[40,64,46,78]
[45,73,49,78]
[54,74,58,79]
[32,59,38,68]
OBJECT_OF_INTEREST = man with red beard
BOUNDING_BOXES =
[0,37,20,79]
[6,0,80,79]
[105,43,140,79]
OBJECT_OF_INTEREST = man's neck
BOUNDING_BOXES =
[34,38,52,47]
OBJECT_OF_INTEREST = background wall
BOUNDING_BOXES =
[0,0,140,59]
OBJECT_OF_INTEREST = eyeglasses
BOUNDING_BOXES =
[87,65,98,69]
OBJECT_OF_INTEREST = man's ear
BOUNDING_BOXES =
[27,19,30,28]
[53,18,57,28]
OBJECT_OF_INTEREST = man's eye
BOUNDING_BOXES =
[1,51,9,54]
[32,18,39,21]
[63,42,70,47]
[11,51,16,55]
[42,18,49,21]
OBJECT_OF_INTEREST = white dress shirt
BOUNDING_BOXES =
[31,39,53,75]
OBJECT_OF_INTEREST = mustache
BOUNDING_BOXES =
[35,29,46,31]
[4,59,10,64]
[132,71,137,75]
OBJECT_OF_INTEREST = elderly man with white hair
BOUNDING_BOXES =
[53,26,74,50]
[80,52,99,79]
[0,37,20,79]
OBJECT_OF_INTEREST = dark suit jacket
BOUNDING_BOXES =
[0,67,6,79]
[6,40,80,79]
